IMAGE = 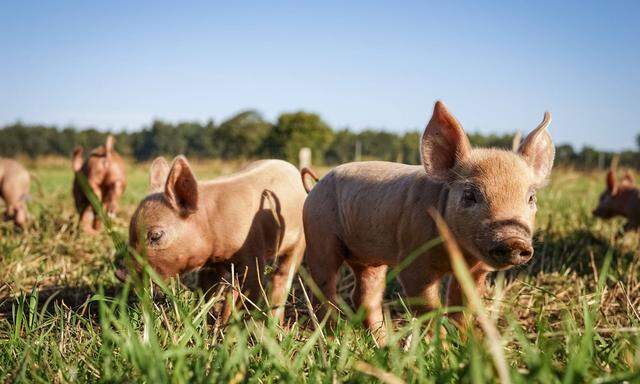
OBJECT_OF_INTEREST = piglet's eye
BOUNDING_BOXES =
[528,193,537,205]
[461,189,477,206]
[147,229,164,244]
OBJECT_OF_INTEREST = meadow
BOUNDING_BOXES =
[1,158,639,383]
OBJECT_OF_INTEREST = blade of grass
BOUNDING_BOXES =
[429,208,512,384]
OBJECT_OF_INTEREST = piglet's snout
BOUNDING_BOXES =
[489,238,533,266]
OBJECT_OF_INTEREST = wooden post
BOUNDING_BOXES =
[355,140,362,162]
[299,147,312,169]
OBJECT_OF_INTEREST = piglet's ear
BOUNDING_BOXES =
[165,156,198,214]
[606,170,617,193]
[72,146,84,172]
[622,170,635,186]
[420,101,471,180]
[105,135,115,160]
[149,156,170,193]
[518,112,555,183]
[105,135,115,152]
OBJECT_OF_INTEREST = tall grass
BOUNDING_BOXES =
[1,161,639,382]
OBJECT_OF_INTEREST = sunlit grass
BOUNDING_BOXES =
[1,160,639,382]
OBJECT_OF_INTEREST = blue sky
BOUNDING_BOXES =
[1,1,638,150]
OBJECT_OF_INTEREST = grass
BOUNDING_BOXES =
[1,159,640,383]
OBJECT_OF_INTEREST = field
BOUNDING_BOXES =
[1,158,639,383]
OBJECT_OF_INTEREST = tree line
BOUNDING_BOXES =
[0,109,635,168]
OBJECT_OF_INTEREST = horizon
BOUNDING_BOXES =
[2,1,639,151]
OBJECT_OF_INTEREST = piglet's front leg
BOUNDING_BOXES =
[397,262,443,315]
[350,263,388,344]
[445,266,490,328]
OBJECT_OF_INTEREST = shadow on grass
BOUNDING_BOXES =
[507,228,637,279]
[0,283,125,322]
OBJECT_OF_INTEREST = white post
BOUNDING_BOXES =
[355,140,362,162]
[299,147,312,169]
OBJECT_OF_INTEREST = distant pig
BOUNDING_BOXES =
[0,158,30,228]
[303,101,555,336]
[593,169,640,231]
[124,156,307,319]
[72,135,126,233]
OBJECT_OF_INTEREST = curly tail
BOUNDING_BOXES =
[301,167,319,193]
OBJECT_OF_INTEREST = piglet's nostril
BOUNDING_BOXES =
[509,241,533,264]
[490,239,533,265]
[519,248,532,258]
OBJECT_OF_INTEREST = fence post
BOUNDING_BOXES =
[355,140,362,162]
[299,147,311,169]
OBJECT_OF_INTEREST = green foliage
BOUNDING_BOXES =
[217,110,272,159]
[263,111,334,163]
[1,114,637,169]
[357,130,403,161]
[467,132,515,149]
[325,129,358,164]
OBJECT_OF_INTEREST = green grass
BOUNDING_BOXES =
[1,160,639,383]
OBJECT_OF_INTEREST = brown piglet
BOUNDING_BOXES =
[303,101,555,338]
[0,158,30,228]
[123,156,307,320]
[593,168,640,231]
[72,135,127,233]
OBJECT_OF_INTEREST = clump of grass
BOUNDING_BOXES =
[0,161,639,382]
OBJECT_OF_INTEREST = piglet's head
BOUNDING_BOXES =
[73,136,116,181]
[421,101,555,270]
[126,156,210,279]
[5,200,28,229]
[593,169,635,220]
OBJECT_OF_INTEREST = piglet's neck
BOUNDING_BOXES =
[192,183,226,259]
[618,187,640,221]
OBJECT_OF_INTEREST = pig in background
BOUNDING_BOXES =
[121,156,307,322]
[593,167,640,232]
[72,135,127,234]
[0,158,30,228]
[303,101,555,341]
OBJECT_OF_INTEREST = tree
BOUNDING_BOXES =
[467,132,514,149]
[325,129,357,164]
[133,120,188,161]
[263,111,334,164]
[357,130,402,162]
[555,144,576,165]
[401,131,421,165]
[180,120,217,158]
[217,111,271,159]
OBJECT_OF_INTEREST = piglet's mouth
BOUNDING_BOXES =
[592,209,613,219]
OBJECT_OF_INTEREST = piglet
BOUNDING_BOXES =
[124,156,307,320]
[72,135,127,233]
[0,158,30,228]
[593,168,640,231]
[303,101,555,337]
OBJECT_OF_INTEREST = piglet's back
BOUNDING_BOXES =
[201,159,307,252]
[0,158,30,191]
[305,161,443,263]
[203,159,305,202]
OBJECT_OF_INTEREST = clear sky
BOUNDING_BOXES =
[1,1,638,150]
